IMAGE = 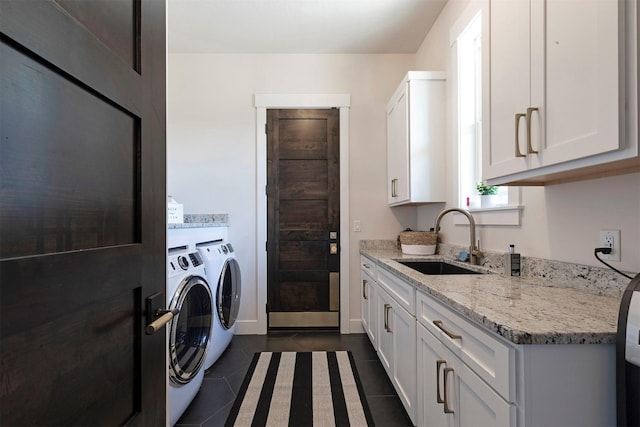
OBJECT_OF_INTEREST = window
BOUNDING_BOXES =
[451,3,521,225]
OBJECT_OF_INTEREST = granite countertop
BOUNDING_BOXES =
[168,213,229,229]
[361,247,621,345]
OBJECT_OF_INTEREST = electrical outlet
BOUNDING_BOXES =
[353,219,361,232]
[599,229,621,261]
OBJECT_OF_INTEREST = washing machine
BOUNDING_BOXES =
[166,246,213,426]
[196,241,241,369]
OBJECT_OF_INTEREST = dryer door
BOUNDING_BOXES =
[169,275,212,384]
[217,258,241,330]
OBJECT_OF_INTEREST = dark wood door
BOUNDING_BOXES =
[266,109,340,329]
[0,1,166,425]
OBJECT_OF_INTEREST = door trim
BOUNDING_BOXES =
[255,94,351,334]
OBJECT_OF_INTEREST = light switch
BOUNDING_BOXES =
[353,220,361,232]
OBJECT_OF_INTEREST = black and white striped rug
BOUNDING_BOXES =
[225,351,375,427]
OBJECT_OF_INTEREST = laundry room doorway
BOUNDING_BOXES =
[266,108,340,329]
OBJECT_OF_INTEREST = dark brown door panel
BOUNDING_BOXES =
[1,0,165,425]
[267,109,340,328]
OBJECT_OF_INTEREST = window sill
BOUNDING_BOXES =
[453,205,523,226]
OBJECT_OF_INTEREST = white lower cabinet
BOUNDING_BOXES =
[361,262,615,427]
[417,323,515,427]
[377,286,417,425]
[360,261,378,348]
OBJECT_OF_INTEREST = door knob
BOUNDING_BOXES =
[146,309,179,335]
[145,291,179,335]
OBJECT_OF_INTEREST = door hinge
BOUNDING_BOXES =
[265,123,268,134]
[265,241,268,251]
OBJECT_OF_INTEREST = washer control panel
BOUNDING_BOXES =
[167,250,202,278]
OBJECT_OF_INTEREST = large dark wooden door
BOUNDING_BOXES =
[0,1,166,425]
[266,109,340,329]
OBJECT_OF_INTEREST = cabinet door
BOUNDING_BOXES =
[360,271,378,349]
[455,357,516,427]
[417,324,455,427]
[531,0,621,167]
[486,0,532,179]
[391,297,417,424]
[387,83,409,204]
[360,271,370,339]
[377,288,394,375]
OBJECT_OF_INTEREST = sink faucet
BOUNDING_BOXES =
[433,208,483,265]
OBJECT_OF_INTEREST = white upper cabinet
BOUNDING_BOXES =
[387,72,446,205]
[484,0,639,185]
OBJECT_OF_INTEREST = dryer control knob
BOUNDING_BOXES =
[177,256,189,270]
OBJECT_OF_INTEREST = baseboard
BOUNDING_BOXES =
[234,319,364,335]
[234,319,260,335]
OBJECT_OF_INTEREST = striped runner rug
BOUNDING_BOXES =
[225,351,375,427]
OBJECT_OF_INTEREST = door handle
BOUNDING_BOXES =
[384,304,392,332]
[145,292,178,335]
[515,113,526,158]
[443,367,455,414]
[362,279,368,300]
[146,309,179,335]
[526,107,539,154]
[436,359,446,404]
[433,320,462,340]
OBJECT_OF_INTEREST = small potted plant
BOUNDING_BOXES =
[476,179,498,208]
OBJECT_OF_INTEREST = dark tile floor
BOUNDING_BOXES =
[176,332,414,427]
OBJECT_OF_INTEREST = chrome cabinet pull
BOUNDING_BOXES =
[384,303,392,332]
[146,309,179,335]
[443,367,455,414]
[362,279,368,300]
[363,263,372,269]
[515,113,526,157]
[436,359,446,404]
[433,320,462,340]
[526,107,539,154]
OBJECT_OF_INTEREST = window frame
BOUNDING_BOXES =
[450,0,522,226]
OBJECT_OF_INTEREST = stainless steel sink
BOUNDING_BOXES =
[397,261,481,275]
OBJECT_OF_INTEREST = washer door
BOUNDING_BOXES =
[169,275,212,384]
[217,258,241,330]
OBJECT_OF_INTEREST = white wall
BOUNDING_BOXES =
[414,0,640,273]
[168,54,416,333]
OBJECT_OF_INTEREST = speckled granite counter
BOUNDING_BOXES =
[167,213,228,229]
[360,245,621,346]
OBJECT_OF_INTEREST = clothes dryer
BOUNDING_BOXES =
[196,241,241,369]
[166,246,212,426]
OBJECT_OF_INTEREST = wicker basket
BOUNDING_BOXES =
[398,231,438,255]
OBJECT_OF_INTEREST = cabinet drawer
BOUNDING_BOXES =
[360,255,378,281]
[416,291,515,402]
[377,267,415,316]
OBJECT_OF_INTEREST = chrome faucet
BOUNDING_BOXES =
[433,208,483,265]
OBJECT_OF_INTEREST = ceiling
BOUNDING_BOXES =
[168,0,448,54]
